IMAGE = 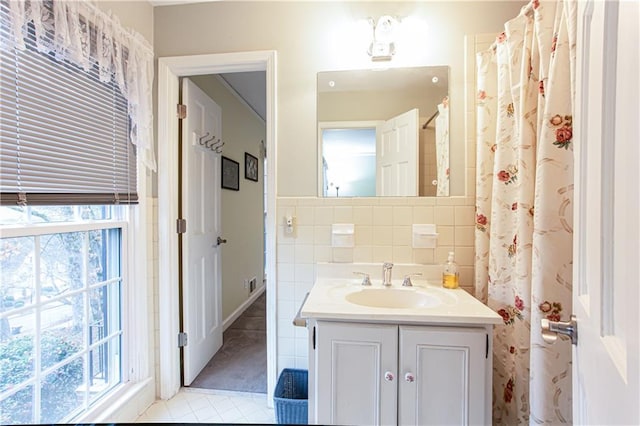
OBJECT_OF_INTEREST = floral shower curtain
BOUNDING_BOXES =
[475,0,576,424]
[435,96,450,196]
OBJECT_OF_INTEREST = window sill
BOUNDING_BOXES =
[71,377,155,423]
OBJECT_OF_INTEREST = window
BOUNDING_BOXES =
[0,1,150,423]
[0,206,126,424]
[0,3,137,206]
[321,127,377,197]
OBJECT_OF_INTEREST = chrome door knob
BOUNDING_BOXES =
[541,314,578,345]
[404,372,415,383]
[384,371,394,382]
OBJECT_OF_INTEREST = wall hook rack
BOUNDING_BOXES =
[213,141,225,153]
[202,135,216,147]
[195,131,223,153]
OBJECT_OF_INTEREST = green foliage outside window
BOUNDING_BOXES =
[0,330,83,424]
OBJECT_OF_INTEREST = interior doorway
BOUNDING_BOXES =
[180,73,268,393]
[156,51,277,403]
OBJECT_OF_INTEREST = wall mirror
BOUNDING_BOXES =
[317,66,449,197]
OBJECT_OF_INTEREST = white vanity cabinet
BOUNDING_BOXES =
[309,320,491,426]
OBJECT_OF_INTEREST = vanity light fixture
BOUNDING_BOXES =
[367,15,399,62]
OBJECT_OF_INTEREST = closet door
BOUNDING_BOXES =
[398,326,488,426]
[572,0,640,423]
[181,78,223,385]
[377,108,419,196]
[315,321,398,426]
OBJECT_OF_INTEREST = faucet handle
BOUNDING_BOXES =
[353,272,372,286]
[402,273,422,287]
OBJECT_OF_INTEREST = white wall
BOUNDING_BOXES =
[190,75,266,321]
[154,1,524,196]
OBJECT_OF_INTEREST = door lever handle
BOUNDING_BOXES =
[217,236,227,246]
[541,314,577,345]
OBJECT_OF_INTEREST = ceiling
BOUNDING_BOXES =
[219,72,267,122]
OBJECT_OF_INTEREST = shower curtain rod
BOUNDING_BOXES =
[422,109,439,129]
[488,0,535,51]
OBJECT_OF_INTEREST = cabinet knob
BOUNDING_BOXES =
[384,371,394,382]
[404,372,415,383]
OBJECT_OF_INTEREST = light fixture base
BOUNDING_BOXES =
[368,41,395,62]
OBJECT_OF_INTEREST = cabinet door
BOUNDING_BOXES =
[315,321,398,426]
[399,326,487,426]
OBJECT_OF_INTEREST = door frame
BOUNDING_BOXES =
[156,50,277,401]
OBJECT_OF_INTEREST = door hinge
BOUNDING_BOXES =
[313,326,316,350]
[176,218,187,234]
[485,334,489,359]
[178,332,188,348]
[177,103,187,119]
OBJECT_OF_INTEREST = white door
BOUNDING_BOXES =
[572,0,639,423]
[315,322,398,426]
[377,109,419,196]
[398,326,487,426]
[181,78,223,385]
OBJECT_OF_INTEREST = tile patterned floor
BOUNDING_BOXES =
[136,388,275,423]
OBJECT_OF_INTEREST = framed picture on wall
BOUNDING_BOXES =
[245,152,259,182]
[221,156,240,191]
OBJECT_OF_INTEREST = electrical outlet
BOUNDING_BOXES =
[249,277,257,293]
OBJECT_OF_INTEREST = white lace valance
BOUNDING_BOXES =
[5,0,156,171]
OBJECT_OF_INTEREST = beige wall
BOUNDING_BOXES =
[190,75,266,321]
[152,1,524,378]
[317,87,442,122]
[154,1,523,196]
[96,1,154,43]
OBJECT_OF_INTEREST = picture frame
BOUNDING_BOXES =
[221,156,240,191]
[245,152,259,182]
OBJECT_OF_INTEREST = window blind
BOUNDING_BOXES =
[0,3,138,206]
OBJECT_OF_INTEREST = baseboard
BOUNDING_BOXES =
[223,285,265,331]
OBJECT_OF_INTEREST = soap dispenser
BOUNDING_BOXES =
[442,251,459,289]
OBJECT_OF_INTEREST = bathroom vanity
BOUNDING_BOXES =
[300,266,501,426]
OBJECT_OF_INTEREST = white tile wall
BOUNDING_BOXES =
[149,197,161,398]
[275,195,478,374]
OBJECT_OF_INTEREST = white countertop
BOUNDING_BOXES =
[300,278,502,326]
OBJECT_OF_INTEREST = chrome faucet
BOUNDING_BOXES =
[382,262,394,286]
[353,272,372,286]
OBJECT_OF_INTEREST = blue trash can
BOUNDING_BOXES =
[273,368,308,424]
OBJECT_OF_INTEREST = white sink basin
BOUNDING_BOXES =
[345,288,442,309]
[302,276,503,324]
